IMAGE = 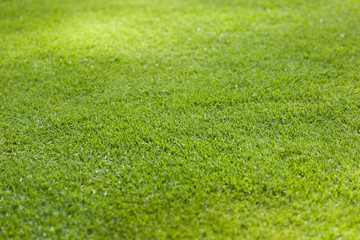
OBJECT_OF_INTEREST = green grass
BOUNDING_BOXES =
[1,0,360,238]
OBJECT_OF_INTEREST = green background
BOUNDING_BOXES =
[1,0,360,238]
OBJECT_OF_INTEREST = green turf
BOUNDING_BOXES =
[1,0,360,239]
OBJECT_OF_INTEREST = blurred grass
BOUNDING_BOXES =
[1,0,360,239]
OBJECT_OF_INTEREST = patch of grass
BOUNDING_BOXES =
[1,0,360,238]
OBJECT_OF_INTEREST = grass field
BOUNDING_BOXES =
[1,0,360,239]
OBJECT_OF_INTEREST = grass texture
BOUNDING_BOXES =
[1,0,360,239]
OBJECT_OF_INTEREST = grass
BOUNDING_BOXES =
[1,0,360,238]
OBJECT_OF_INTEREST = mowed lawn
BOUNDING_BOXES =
[1,0,360,239]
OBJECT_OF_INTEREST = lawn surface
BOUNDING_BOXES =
[1,0,360,239]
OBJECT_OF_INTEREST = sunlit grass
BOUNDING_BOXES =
[1,0,360,239]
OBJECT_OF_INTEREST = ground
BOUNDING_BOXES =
[1,0,360,239]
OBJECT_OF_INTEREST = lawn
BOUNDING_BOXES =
[1,0,360,239]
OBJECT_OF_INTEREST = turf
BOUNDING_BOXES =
[1,0,360,239]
